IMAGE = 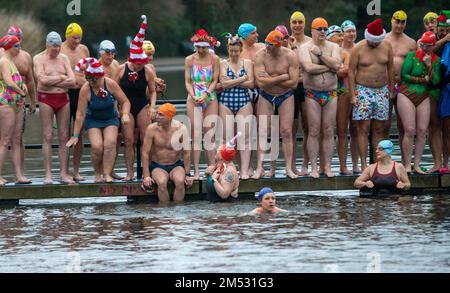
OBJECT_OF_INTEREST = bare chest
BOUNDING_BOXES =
[43,58,67,75]
[264,55,289,75]
[62,48,87,68]
[154,130,179,149]
[359,50,389,67]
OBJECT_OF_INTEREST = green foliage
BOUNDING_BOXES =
[0,0,447,57]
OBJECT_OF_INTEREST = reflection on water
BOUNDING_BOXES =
[0,194,449,272]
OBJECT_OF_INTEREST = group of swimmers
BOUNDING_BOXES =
[0,10,449,206]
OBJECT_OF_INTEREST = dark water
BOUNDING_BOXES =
[0,193,449,272]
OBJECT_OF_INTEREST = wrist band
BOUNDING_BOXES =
[73,134,79,138]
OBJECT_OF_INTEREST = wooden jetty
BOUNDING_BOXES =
[0,173,449,206]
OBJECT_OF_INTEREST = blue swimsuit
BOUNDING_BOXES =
[84,80,120,130]
[220,61,251,114]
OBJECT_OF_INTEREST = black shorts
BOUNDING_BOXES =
[294,83,305,120]
[68,88,81,122]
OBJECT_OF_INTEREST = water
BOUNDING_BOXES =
[0,193,449,272]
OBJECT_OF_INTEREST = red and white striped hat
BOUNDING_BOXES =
[128,15,149,64]
[75,57,105,78]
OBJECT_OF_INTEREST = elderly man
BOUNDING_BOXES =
[299,18,341,178]
[141,103,193,203]
[33,32,76,184]
[253,30,299,179]
[349,19,395,171]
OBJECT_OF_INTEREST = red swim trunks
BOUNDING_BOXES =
[38,92,70,112]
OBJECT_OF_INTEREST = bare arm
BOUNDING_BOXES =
[207,55,220,94]
[396,163,411,190]
[213,170,237,199]
[219,60,247,89]
[0,60,25,95]
[25,55,37,108]
[254,52,289,87]
[387,43,395,98]
[280,51,300,88]
[337,51,350,79]
[348,46,359,104]
[142,125,155,179]
[354,166,373,189]
[33,57,64,86]
[72,84,89,137]
[299,45,330,74]
[57,56,76,88]
[240,59,254,89]
[146,66,157,109]
[184,56,196,98]
[318,43,342,72]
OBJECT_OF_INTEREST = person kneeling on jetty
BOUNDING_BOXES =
[354,140,410,192]
[141,103,193,203]
[251,188,287,214]
[205,134,240,203]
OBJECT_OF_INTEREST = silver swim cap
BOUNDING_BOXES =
[46,31,62,46]
[99,40,116,53]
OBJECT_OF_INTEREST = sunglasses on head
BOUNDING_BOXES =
[103,49,116,54]
[315,27,328,32]
[13,44,21,49]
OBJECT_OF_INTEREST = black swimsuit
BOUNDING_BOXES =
[371,162,399,189]
[119,63,148,127]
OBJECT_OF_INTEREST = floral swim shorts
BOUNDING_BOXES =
[352,84,390,121]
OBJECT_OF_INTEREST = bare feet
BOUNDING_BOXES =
[0,177,8,185]
[192,172,200,180]
[104,175,115,183]
[61,176,76,185]
[325,170,335,178]
[123,174,135,181]
[310,170,320,179]
[286,170,299,179]
[340,169,353,176]
[16,176,32,184]
[267,168,276,178]
[111,173,125,180]
[299,167,309,177]
[252,168,266,180]
[248,168,255,178]
[414,167,427,175]
[73,174,86,182]
[43,176,53,185]
[426,166,441,174]
[352,167,362,175]
[240,174,250,180]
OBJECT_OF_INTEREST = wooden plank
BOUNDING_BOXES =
[0,174,444,202]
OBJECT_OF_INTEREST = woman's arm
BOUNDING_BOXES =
[213,169,237,199]
[207,55,220,94]
[107,78,131,120]
[240,59,254,89]
[184,56,196,98]
[354,167,374,189]
[0,60,25,95]
[145,66,157,110]
[219,59,247,89]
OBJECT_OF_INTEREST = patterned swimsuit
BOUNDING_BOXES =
[220,61,250,114]
[191,55,217,109]
[0,61,23,113]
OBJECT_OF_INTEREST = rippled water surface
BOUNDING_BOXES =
[1,192,449,273]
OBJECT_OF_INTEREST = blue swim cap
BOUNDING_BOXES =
[238,23,257,40]
[258,187,274,201]
[341,20,356,32]
[326,25,343,40]
[378,140,394,156]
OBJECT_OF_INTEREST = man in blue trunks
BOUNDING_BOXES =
[141,103,193,203]
[253,30,299,179]
[299,17,342,179]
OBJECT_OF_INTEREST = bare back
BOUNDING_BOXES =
[241,43,265,62]
[385,33,417,83]
[11,50,32,82]
[353,40,393,88]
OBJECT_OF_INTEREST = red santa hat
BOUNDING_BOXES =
[420,31,437,46]
[128,15,149,64]
[365,18,386,43]
[75,57,105,78]
[191,29,219,48]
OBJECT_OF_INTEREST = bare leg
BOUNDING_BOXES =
[0,107,16,185]
[322,98,337,178]
[236,103,253,180]
[371,120,389,162]
[111,132,124,180]
[39,103,56,184]
[428,99,443,173]
[122,114,136,180]
[336,93,352,175]
[203,100,219,166]
[355,120,371,171]
[394,102,405,161]
[414,98,430,174]
[397,94,416,173]
[306,98,322,179]
[56,104,74,184]
[12,108,31,183]
[87,128,104,182]
[443,118,450,166]
[278,96,297,179]
[292,118,301,175]
[170,167,186,202]
[102,126,119,182]
[300,101,309,175]
[350,121,360,173]
[152,168,170,203]
[72,129,84,181]
[187,98,202,179]
[252,97,273,179]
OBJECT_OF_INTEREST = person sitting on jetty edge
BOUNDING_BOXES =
[354,140,410,193]
[251,188,287,214]
[206,134,240,203]
[141,103,193,203]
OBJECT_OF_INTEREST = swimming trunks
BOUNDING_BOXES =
[305,88,338,107]
[248,88,260,103]
[150,160,184,174]
[352,84,390,121]
[260,89,294,108]
[38,92,70,112]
